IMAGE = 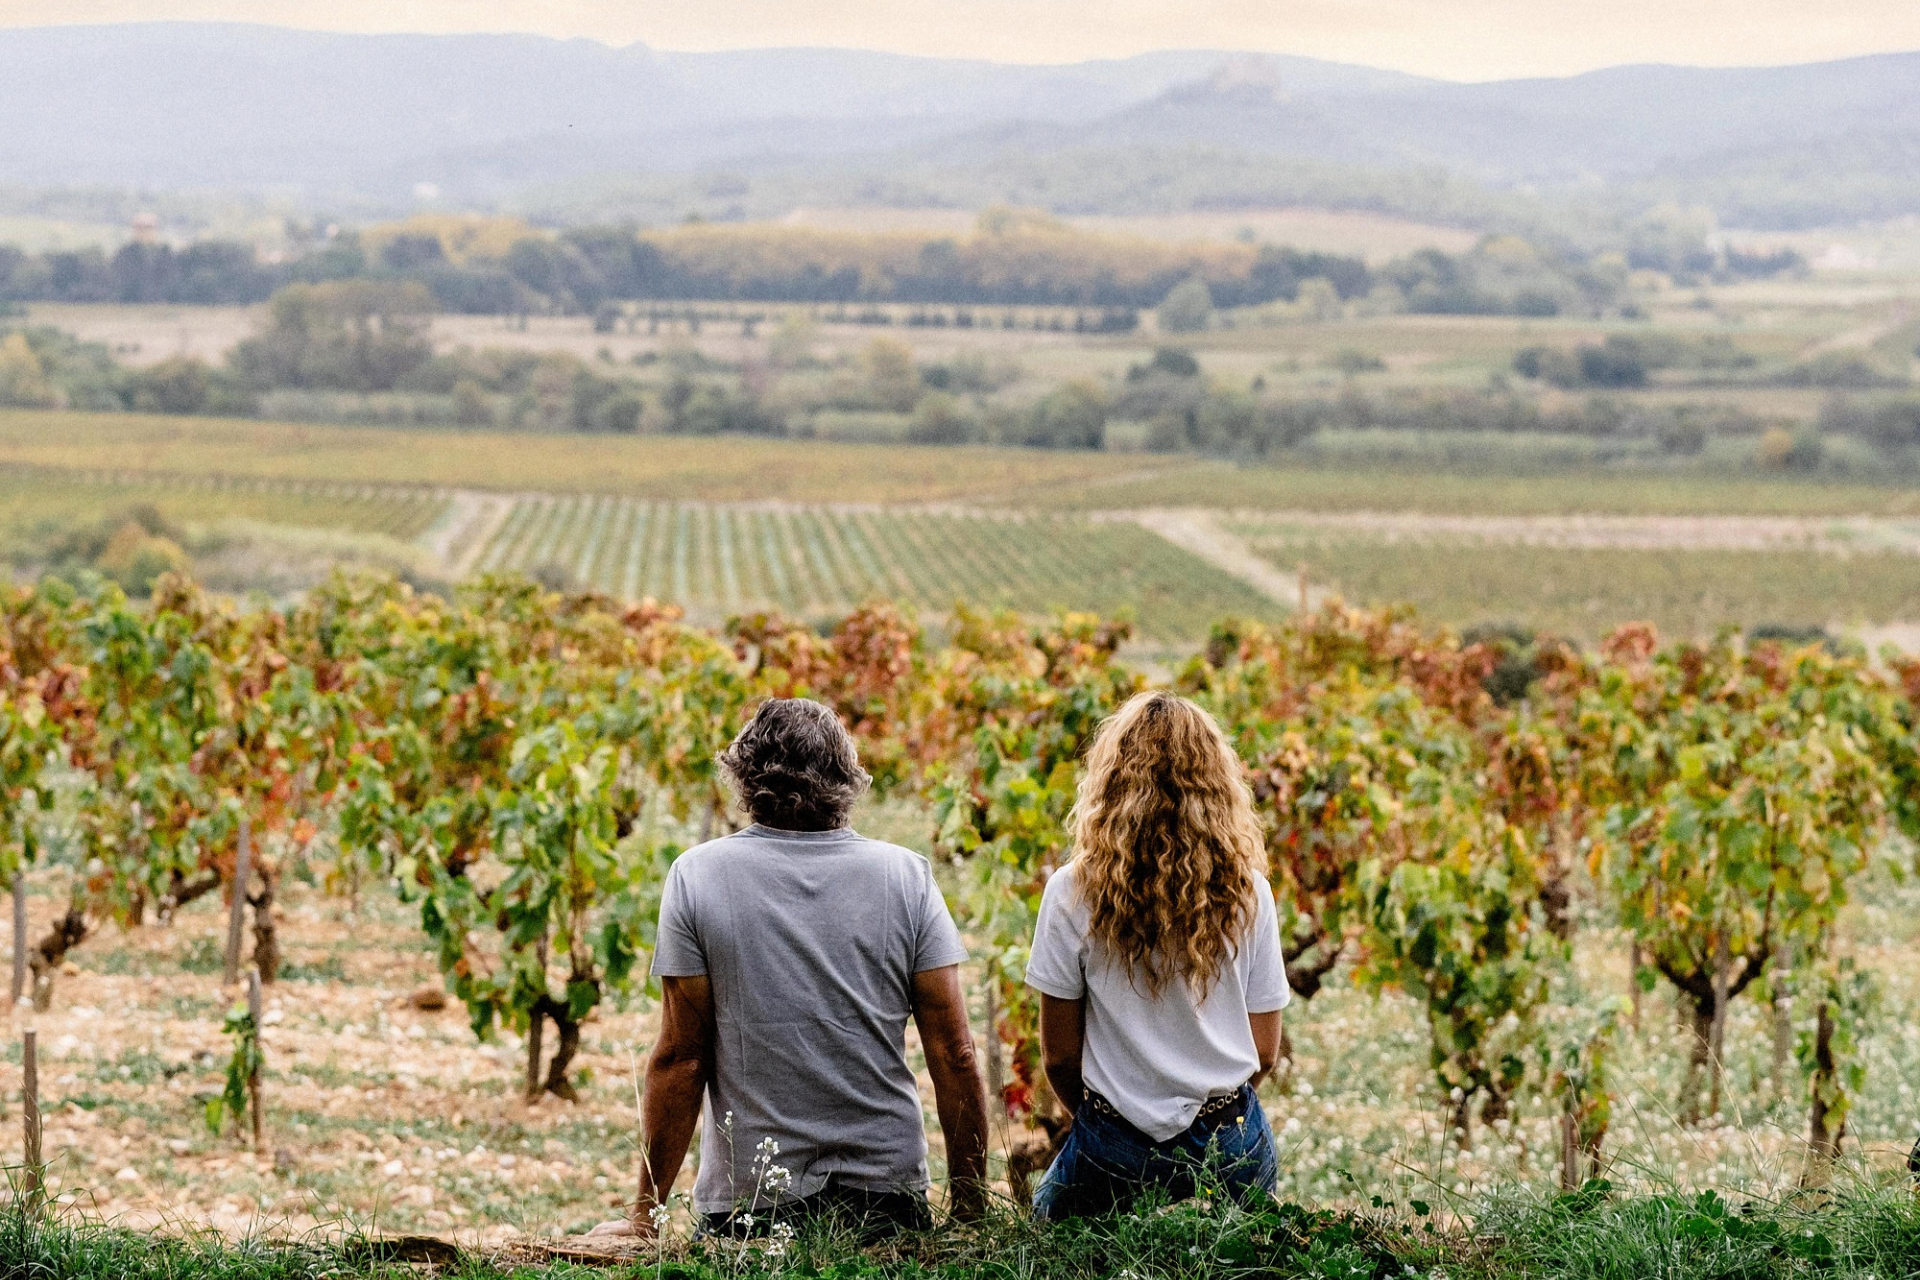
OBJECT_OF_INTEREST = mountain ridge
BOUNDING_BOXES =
[0,22,1916,228]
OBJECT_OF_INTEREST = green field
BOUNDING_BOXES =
[0,466,449,546]
[12,410,1920,519]
[1246,530,1920,639]
[12,408,1920,642]
[471,497,1280,639]
[0,410,1147,504]
[1034,458,1920,518]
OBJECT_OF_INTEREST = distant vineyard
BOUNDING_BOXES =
[1244,528,1920,639]
[469,497,1279,640]
[0,467,450,543]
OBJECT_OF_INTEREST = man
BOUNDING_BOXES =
[594,697,989,1240]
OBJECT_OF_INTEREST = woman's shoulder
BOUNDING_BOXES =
[1038,861,1088,915]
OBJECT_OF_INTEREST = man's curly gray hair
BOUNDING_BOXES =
[719,698,871,831]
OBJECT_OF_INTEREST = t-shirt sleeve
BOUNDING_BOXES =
[911,861,969,972]
[1242,883,1292,1013]
[1024,871,1086,1000]
[650,859,708,978]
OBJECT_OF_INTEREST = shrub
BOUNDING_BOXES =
[1020,380,1107,449]
[1156,276,1215,334]
[907,391,977,445]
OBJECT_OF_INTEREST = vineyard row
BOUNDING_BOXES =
[468,496,1280,640]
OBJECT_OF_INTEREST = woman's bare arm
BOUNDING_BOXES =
[1248,1009,1283,1089]
[1039,992,1088,1116]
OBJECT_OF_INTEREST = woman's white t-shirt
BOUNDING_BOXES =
[1025,862,1291,1142]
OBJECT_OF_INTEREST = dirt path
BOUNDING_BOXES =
[1802,305,1912,357]
[1127,508,1334,610]
[427,491,517,577]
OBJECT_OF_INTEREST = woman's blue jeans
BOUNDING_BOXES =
[1033,1083,1278,1220]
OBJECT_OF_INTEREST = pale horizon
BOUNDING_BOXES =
[4,3,1920,82]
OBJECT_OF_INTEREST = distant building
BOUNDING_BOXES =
[131,212,160,244]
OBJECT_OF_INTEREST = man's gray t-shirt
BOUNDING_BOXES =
[651,824,967,1214]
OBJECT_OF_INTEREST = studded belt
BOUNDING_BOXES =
[1083,1087,1247,1132]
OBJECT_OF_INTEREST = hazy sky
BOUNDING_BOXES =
[7,1,1919,80]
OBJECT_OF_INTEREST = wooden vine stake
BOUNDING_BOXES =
[22,1027,43,1214]
[10,873,24,1009]
[246,968,266,1156]
[224,818,252,988]
[983,982,1009,1143]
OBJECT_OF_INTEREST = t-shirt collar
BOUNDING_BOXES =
[740,822,858,842]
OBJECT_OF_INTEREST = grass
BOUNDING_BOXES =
[0,411,1147,505]
[471,499,1282,641]
[1240,532,1920,639]
[7,1183,1920,1279]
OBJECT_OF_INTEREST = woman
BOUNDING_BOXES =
[1025,691,1288,1220]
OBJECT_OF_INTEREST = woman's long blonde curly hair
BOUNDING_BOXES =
[1070,691,1268,998]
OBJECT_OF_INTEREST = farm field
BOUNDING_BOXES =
[14,411,1920,645]
[1242,531,1920,640]
[465,497,1279,640]
[1035,460,1920,518]
[0,410,1150,505]
[0,467,449,548]
[12,410,1920,519]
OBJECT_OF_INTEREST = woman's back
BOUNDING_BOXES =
[1027,861,1289,1141]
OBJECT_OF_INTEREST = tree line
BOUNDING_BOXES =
[0,212,1754,322]
[0,217,1371,314]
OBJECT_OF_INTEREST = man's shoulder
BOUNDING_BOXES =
[671,829,934,871]
[847,833,937,868]
[664,831,750,880]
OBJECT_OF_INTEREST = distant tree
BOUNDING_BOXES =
[1578,339,1649,389]
[127,356,211,415]
[1821,395,1920,454]
[503,237,608,312]
[1128,347,1200,381]
[452,379,495,428]
[1191,389,1257,451]
[1020,380,1107,450]
[229,280,436,393]
[1513,345,1587,389]
[0,333,58,408]
[768,312,818,368]
[862,338,921,412]
[1157,276,1215,334]
[379,234,447,272]
[907,391,975,445]
[1232,244,1372,304]
[1327,348,1387,377]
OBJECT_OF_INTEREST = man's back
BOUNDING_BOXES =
[651,823,967,1214]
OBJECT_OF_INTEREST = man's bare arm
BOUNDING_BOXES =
[1038,992,1086,1117]
[911,964,990,1222]
[604,975,714,1237]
